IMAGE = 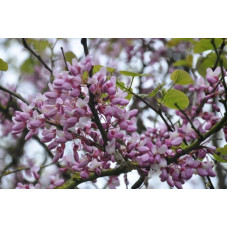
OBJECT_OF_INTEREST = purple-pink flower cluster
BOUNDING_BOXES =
[11,55,226,189]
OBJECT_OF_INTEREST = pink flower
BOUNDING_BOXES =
[106,139,116,154]
[28,119,43,129]
[171,137,183,146]
[206,67,220,84]
[80,170,90,179]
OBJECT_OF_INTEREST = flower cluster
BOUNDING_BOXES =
[10,54,226,189]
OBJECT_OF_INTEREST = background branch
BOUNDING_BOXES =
[22,38,53,74]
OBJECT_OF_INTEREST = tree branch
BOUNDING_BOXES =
[175,103,203,139]
[81,38,108,148]
[0,85,29,105]
[206,176,215,189]
[211,38,227,95]
[60,46,69,71]
[22,38,53,74]
[116,81,174,132]
[56,163,134,189]
[212,38,226,70]
[0,84,104,152]
[0,162,55,179]
[167,113,227,164]
[131,174,145,189]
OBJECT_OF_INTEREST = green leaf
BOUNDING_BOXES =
[163,89,189,109]
[170,69,194,85]
[125,87,133,101]
[119,71,140,77]
[193,38,223,53]
[116,81,126,89]
[186,55,193,67]
[101,93,109,104]
[93,65,104,74]
[0,58,8,71]
[27,39,51,53]
[173,55,193,68]
[139,73,152,77]
[167,38,193,47]
[148,83,164,98]
[82,71,88,82]
[93,65,116,74]
[220,55,227,68]
[196,52,216,77]
[64,51,76,64]
[213,145,227,163]
[119,71,151,77]
[173,59,187,67]
[116,80,133,100]
[101,93,108,99]
[34,39,50,52]
[20,58,34,74]
[106,67,116,73]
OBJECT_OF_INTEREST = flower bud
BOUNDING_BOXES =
[171,137,183,146]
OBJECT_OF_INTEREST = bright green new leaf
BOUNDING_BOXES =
[106,67,116,73]
[93,65,104,74]
[0,58,8,71]
[213,145,227,163]
[148,83,164,98]
[82,71,88,82]
[167,38,193,47]
[139,73,152,77]
[173,59,187,67]
[163,89,189,109]
[193,38,223,53]
[125,88,133,101]
[173,55,193,68]
[65,51,76,64]
[138,87,161,99]
[220,55,227,68]
[119,70,151,77]
[186,54,193,67]
[35,40,50,52]
[93,65,116,74]
[170,69,194,85]
[20,58,34,74]
[119,71,140,77]
[116,81,126,89]
[27,39,51,53]
[196,52,216,77]
[116,80,133,101]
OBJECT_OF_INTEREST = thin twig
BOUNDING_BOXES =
[22,38,53,74]
[117,81,174,132]
[175,103,203,139]
[206,176,215,189]
[131,174,145,189]
[60,47,69,71]
[0,85,29,105]
[195,80,221,116]
[212,38,226,70]
[0,162,55,179]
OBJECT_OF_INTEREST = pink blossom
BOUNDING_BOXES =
[171,137,183,146]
